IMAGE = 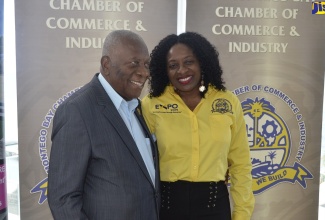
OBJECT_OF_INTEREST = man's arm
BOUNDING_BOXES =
[48,102,91,220]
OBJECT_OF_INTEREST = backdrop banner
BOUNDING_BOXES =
[186,1,325,219]
[14,0,177,219]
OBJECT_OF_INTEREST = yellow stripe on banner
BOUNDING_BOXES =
[253,167,296,191]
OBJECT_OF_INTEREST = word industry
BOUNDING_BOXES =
[228,42,288,53]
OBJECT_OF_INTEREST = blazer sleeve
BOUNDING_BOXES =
[48,102,91,220]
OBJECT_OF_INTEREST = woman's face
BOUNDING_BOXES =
[166,43,201,95]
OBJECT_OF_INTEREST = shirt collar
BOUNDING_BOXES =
[98,73,139,111]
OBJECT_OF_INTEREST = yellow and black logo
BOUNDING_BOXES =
[153,103,180,113]
[211,98,233,114]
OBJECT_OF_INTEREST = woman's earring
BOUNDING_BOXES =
[199,74,206,92]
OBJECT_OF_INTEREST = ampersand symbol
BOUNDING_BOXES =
[290,26,300,36]
[135,20,147,31]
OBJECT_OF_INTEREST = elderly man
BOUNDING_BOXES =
[48,30,160,220]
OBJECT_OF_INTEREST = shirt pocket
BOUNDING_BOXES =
[209,114,233,146]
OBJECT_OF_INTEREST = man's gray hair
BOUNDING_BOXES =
[102,30,147,56]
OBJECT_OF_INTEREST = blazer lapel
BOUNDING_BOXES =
[135,101,160,188]
[135,103,158,170]
[90,74,154,187]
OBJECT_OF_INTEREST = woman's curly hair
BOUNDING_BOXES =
[148,32,226,98]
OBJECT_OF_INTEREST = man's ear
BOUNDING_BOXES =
[101,56,110,72]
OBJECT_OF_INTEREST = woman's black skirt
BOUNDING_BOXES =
[160,180,231,220]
